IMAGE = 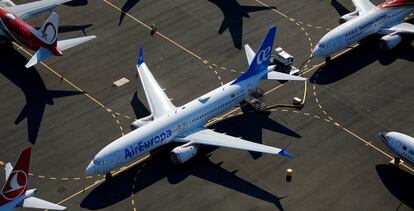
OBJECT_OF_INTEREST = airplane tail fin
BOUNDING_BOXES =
[25,12,96,68]
[0,147,31,205]
[232,26,277,85]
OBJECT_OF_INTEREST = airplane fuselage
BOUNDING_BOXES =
[312,5,414,57]
[85,74,263,175]
[379,132,414,166]
[0,7,61,55]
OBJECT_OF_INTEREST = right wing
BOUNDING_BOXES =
[175,128,292,157]
[19,196,66,210]
[351,0,375,14]
[6,0,72,20]
[136,48,175,118]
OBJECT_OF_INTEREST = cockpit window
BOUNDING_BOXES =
[93,159,106,165]
[319,43,326,48]
[5,13,15,21]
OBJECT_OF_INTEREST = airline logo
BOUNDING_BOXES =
[124,129,173,159]
[1,170,27,201]
[256,46,271,64]
[381,0,414,9]
[41,22,57,45]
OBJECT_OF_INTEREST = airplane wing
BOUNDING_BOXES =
[19,196,66,210]
[6,0,72,20]
[175,128,292,157]
[136,48,175,118]
[351,0,375,14]
[383,22,414,34]
[4,162,13,181]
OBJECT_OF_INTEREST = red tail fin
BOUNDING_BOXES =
[0,146,31,205]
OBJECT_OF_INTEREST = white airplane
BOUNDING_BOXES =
[0,0,96,68]
[85,27,307,177]
[0,147,66,210]
[312,0,414,59]
[379,132,414,166]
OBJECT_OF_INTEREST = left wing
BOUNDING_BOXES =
[351,0,375,14]
[380,22,414,34]
[6,0,72,20]
[175,128,292,157]
[19,196,66,210]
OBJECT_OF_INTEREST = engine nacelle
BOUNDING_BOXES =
[339,11,358,24]
[170,144,198,164]
[130,114,153,130]
[0,0,15,7]
[379,34,402,50]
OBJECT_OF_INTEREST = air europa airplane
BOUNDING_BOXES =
[0,0,96,68]
[312,0,414,59]
[85,27,307,177]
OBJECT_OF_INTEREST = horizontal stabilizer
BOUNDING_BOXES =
[244,44,255,65]
[7,0,72,20]
[263,71,307,81]
[57,35,96,51]
[20,196,66,210]
[25,47,54,68]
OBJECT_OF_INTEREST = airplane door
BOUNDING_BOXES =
[115,151,123,163]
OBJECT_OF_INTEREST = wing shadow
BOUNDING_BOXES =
[118,0,141,26]
[64,0,88,7]
[81,146,285,210]
[376,164,414,209]
[0,44,83,144]
[331,0,350,16]
[310,36,414,85]
[210,109,300,159]
[130,91,151,119]
[208,0,275,49]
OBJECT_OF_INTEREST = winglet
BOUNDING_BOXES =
[137,48,144,66]
[279,149,292,158]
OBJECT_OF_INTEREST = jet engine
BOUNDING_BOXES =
[379,34,402,50]
[339,11,358,24]
[0,0,15,7]
[170,144,198,164]
[130,114,153,130]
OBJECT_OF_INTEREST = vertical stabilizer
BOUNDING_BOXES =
[232,26,277,84]
[31,12,59,46]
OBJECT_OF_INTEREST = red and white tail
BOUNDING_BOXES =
[0,147,31,205]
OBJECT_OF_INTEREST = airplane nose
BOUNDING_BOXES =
[311,46,321,58]
[378,132,389,142]
[85,161,96,176]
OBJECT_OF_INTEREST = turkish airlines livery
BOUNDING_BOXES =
[85,27,307,176]
[0,0,96,68]
[379,132,414,166]
[312,0,414,58]
[0,147,66,211]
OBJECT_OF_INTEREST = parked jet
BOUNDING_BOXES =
[312,0,414,59]
[0,147,66,210]
[85,27,307,177]
[379,131,414,166]
[0,0,96,68]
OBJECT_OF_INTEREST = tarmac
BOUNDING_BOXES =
[0,0,414,210]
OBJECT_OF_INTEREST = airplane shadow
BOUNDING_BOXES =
[80,145,286,210]
[0,44,84,144]
[208,0,275,49]
[119,0,141,26]
[376,164,414,209]
[130,91,151,119]
[331,0,350,16]
[210,107,301,159]
[64,0,88,7]
[310,36,414,85]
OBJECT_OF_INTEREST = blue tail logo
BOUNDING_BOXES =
[232,26,277,85]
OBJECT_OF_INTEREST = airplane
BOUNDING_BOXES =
[311,0,414,60]
[0,0,96,68]
[85,26,307,177]
[0,147,66,210]
[378,131,414,166]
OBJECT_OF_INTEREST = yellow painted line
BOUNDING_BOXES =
[103,0,203,61]
[49,177,57,180]
[38,175,45,179]
[314,115,321,119]
[85,176,93,179]
[221,67,227,70]
[61,178,69,181]
[28,173,34,176]
[73,177,81,180]
[0,161,4,165]
[303,113,310,116]
[56,154,151,206]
